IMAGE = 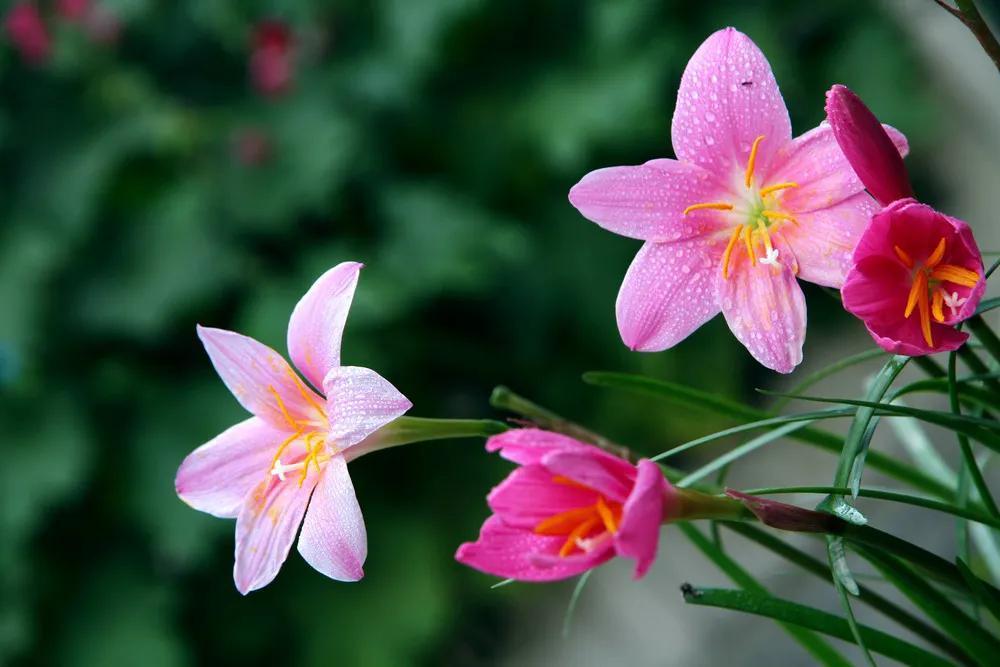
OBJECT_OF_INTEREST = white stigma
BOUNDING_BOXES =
[270,459,288,481]
[759,248,780,265]
[943,290,967,318]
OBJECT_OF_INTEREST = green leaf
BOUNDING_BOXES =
[826,537,874,667]
[680,587,955,667]
[676,421,809,487]
[957,558,1000,622]
[723,523,969,664]
[561,570,593,638]
[975,296,1000,315]
[854,546,1000,664]
[948,352,1000,521]
[585,372,952,498]
[679,524,852,667]
[773,348,888,412]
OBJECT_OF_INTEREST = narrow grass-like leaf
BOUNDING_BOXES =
[967,315,1000,364]
[949,352,1000,521]
[885,402,958,488]
[854,546,1000,664]
[679,524,852,667]
[742,486,1000,528]
[827,536,874,666]
[490,578,515,589]
[976,296,1000,315]
[586,372,952,497]
[773,349,888,412]
[723,522,970,664]
[561,570,593,638]
[957,558,1000,623]
[676,422,808,487]
[680,587,955,667]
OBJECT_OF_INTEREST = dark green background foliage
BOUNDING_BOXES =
[0,1,938,664]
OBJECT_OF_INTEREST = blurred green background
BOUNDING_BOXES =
[0,1,945,665]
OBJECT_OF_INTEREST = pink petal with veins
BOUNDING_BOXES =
[297,455,367,582]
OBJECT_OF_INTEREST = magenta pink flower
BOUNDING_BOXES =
[5,3,50,65]
[826,85,985,354]
[842,200,984,354]
[455,429,673,581]
[250,20,294,98]
[568,28,908,373]
[175,262,412,594]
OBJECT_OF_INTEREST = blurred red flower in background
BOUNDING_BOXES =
[5,2,50,65]
[250,20,295,98]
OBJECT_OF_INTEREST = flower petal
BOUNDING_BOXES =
[484,428,590,466]
[614,459,668,579]
[719,242,806,373]
[616,238,721,352]
[455,515,612,582]
[175,417,285,518]
[297,454,366,582]
[766,122,908,213]
[233,476,316,594]
[825,84,914,206]
[486,464,599,529]
[287,262,363,391]
[540,449,634,503]
[672,27,791,177]
[783,192,880,288]
[568,159,727,242]
[197,325,327,430]
[323,366,412,449]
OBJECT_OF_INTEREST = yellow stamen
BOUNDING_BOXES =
[932,288,945,323]
[744,135,766,188]
[721,224,744,279]
[756,218,774,254]
[904,271,927,319]
[559,517,601,557]
[535,507,595,535]
[595,497,618,534]
[761,210,798,226]
[931,264,980,288]
[759,181,799,197]
[917,282,933,348]
[893,245,914,269]
[268,430,303,477]
[284,366,327,424]
[926,237,947,269]
[742,226,756,266]
[683,201,734,215]
[268,386,301,431]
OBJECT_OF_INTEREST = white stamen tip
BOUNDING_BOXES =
[759,248,780,265]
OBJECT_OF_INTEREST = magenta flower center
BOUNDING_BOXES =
[893,237,980,347]
[681,135,800,279]
[533,476,623,557]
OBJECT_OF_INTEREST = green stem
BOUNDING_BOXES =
[948,352,1000,519]
[953,0,1000,75]
[958,344,1000,397]
[967,314,1000,364]
[489,386,635,461]
[353,416,508,458]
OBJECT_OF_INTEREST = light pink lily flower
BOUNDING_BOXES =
[455,429,673,581]
[826,85,985,354]
[568,27,908,373]
[175,262,412,594]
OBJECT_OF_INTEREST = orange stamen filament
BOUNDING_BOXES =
[761,210,798,226]
[894,245,914,269]
[595,497,618,534]
[926,237,947,269]
[744,135,766,188]
[269,385,302,431]
[904,271,927,319]
[534,507,596,535]
[559,517,600,557]
[917,282,933,347]
[721,224,744,279]
[932,289,945,323]
[930,264,980,288]
[759,181,799,197]
[683,201,734,215]
[743,226,756,266]
[755,218,774,255]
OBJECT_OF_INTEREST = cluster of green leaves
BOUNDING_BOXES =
[0,0,941,665]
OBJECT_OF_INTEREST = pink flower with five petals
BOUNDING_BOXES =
[455,429,673,581]
[568,27,908,373]
[175,262,412,594]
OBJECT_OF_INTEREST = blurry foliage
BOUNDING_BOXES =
[0,0,938,664]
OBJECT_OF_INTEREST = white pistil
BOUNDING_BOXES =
[759,247,780,266]
[943,290,967,318]
[270,459,288,481]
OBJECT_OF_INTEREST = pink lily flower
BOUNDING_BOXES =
[175,262,412,594]
[455,429,674,581]
[568,28,908,373]
[827,85,985,354]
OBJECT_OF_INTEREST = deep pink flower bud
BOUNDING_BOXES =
[825,84,914,206]
[725,489,842,533]
[250,20,294,98]
[5,3,50,65]
[456,429,674,581]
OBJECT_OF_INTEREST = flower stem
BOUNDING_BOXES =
[489,385,636,461]
[953,0,1000,76]
[349,416,508,459]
